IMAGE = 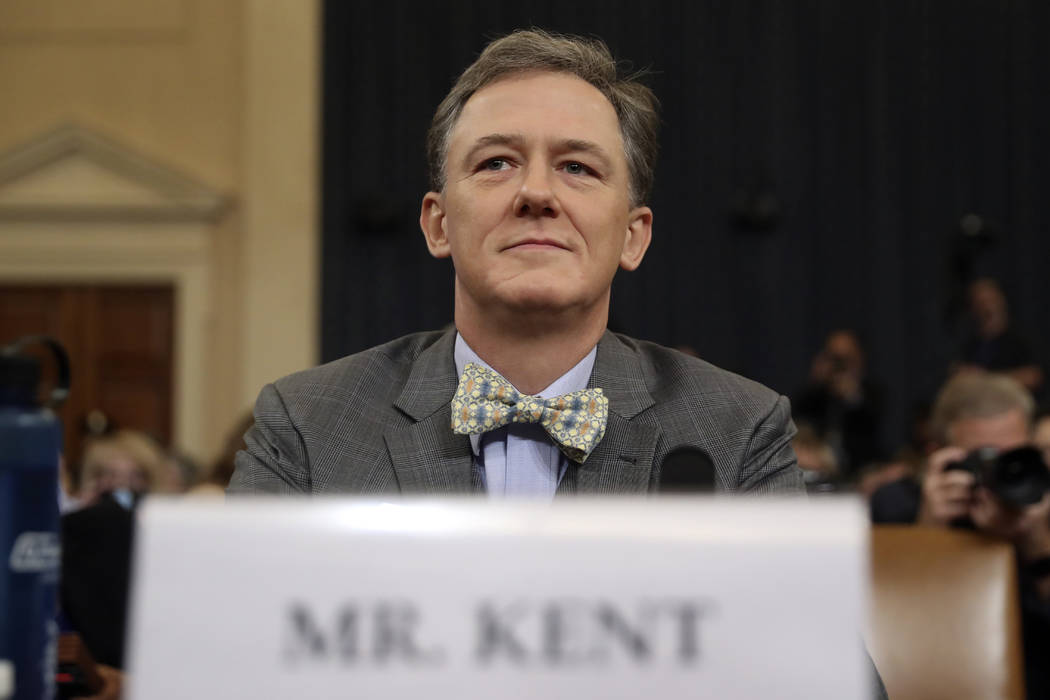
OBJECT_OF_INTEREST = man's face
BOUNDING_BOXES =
[946,408,1030,452]
[823,331,863,374]
[84,454,149,502]
[969,280,1007,332]
[945,408,1046,539]
[420,71,652,317]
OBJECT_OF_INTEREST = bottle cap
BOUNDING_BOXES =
[0,659,14,699]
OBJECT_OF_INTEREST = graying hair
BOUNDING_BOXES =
[425,29,660,207]
[931,373,1035,443]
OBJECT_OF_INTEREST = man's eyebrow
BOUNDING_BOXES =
[558,139,613,169]
[461,133,526,169]
[459,134,615,171]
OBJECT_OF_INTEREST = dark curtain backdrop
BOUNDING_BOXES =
[322,1,1050,451]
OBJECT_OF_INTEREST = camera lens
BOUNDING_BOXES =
[988,446,1050,507]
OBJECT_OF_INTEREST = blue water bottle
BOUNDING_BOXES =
[0,337,70,700]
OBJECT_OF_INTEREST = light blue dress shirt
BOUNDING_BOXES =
[454,333,597,498]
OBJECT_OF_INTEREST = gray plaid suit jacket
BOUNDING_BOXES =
[226,330,892,698]
[228,328,804,495]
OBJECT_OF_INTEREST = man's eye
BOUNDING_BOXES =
[564,162,588,175]
[483,158,508,171]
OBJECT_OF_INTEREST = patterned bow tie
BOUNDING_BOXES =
[450,362,609,463]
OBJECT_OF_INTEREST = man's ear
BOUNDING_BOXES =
[619,206,653,271]
[420,191,451,258]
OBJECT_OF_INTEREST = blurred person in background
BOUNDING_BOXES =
[161,450,203,494]
[59,429,166,686]
[72,429,166,509]
[871,373,1050,698]
[953,277,1044,394]
[793,329,886,479]
[855,456,919,503]
[791,422,839,493]
[1036,408,1050,470]
[78,430,163,499]
[871,374,1039,525]
[857,402,934,506]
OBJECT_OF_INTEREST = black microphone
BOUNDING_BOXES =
[657,446,717,493]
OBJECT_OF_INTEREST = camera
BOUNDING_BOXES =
[944,446,1050,508]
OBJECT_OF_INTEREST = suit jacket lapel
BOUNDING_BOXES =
[559,330,660,495]
[385,330,474,493]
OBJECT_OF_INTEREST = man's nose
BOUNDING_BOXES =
[513,164,558,217]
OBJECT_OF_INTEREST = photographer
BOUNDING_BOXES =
[875,374,1050,698]
[794,330,886,477]
[952,278,1044,395]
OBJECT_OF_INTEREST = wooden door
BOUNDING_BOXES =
[0,285,174,473]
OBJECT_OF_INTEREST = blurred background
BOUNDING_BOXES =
[0,0,317,473]
[1,0,1048,479]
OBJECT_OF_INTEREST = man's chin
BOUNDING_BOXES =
[459,274,608,319]
[504,292,578,313]
[496,284,591,316]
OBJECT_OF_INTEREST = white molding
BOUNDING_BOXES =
[0,125,227,458]
[0,227,215,463]
[0,0,322,460]
[0,124,228,221]
[1,193,215,459]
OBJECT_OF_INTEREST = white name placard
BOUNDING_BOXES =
[126,498,868,699]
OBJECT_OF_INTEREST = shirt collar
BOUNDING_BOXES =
[453,332,598,456]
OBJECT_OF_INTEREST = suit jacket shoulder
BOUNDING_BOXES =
[228,329,459,494]
[273,329,450,417]
[614,333,787,423]
[597,333,803,494]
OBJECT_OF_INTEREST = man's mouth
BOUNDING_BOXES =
[502,238,569,252]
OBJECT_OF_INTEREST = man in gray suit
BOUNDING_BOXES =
[227,31,891,698]
[229,29,803,498]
